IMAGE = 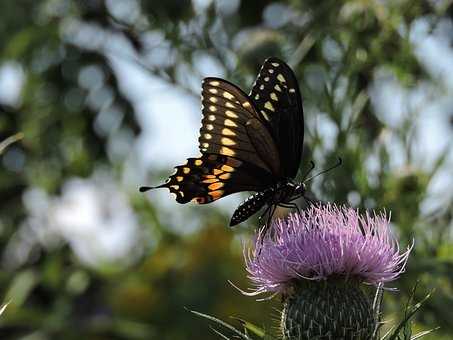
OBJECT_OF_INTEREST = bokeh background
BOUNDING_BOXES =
[1,0,452,339]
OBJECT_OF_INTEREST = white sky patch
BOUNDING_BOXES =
[49,176,143,267]
[7,174,144,269]
[410,17,453,91]
[109,56,200,169]
[0,61,24,107]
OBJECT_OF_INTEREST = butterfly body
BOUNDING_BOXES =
[230,181,306,226]
[140,57,306,226]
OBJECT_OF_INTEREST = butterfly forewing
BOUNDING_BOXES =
[249,58,304,178]
[199,78,281,176]
[153,154,274,204]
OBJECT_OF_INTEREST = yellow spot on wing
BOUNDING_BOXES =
[264,77,269,81]
[209,88,218,94]
[204,133,212,140]
[277,74,286,83]
[225,110,238,118]
[206,124,214,131]
[183,167,190,174]
[261,110,270,121]
[219,173,231,180]
[221,137,236,146]
[209,97,218,103]
[170,185,179,190]
[213,169,223,175]
[209,106,217,112]
[268,68,274,73]
[203,178,219,184]
[242,102,251,108]
[264,101,275,111]
[202,142,209,148]
[224,119,237,127]
[223,92,234,100]
[221,165,234,172]
[208,182,224,190]
[225,102,235,108]
[195,160,203,166]
[270,92,278,101]
[176,176,183,182]
[254,94,260,100]
[271,62,279,67]
[220,146,235,156]
[209,81,220,86]
[208,115,216,121]
[222,128,235,136]
[274,84,282,92]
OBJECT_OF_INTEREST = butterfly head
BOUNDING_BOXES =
[293,182,306,197]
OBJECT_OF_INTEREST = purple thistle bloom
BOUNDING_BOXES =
[245,204,412,295]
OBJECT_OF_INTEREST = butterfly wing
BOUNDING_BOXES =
[249,57,304,178]
[140,154,274,204]
[199,78,282,176]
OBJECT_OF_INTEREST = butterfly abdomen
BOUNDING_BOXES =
[230,189,274,226]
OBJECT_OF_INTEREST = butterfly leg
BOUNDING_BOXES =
[278,202,301,214]
[290,193,319,207]
[266,204,277,226]
[257,204,277,234]
[258,204,272,227]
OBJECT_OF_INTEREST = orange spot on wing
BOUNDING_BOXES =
[208,182,224,190]
[209,190,224,199]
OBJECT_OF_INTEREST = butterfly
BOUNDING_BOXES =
[140,57,309,226]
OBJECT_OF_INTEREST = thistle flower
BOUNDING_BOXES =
[245,204,412,340]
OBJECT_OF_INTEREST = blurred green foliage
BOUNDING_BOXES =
[0,0,452,339]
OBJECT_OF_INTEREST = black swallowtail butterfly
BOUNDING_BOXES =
[140,57,309,226]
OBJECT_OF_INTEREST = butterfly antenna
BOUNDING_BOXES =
[301,161,315,181]
[139,186,153,192]
[305,157,342,183]
[139,184,166,192]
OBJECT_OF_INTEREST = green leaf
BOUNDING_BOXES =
[188,308,253,340]
[230,317,268,338]
[382,284,436,340]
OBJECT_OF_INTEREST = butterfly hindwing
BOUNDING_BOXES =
[249,57,304,178]
[154,154,274,204]
[199,78,282,176]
